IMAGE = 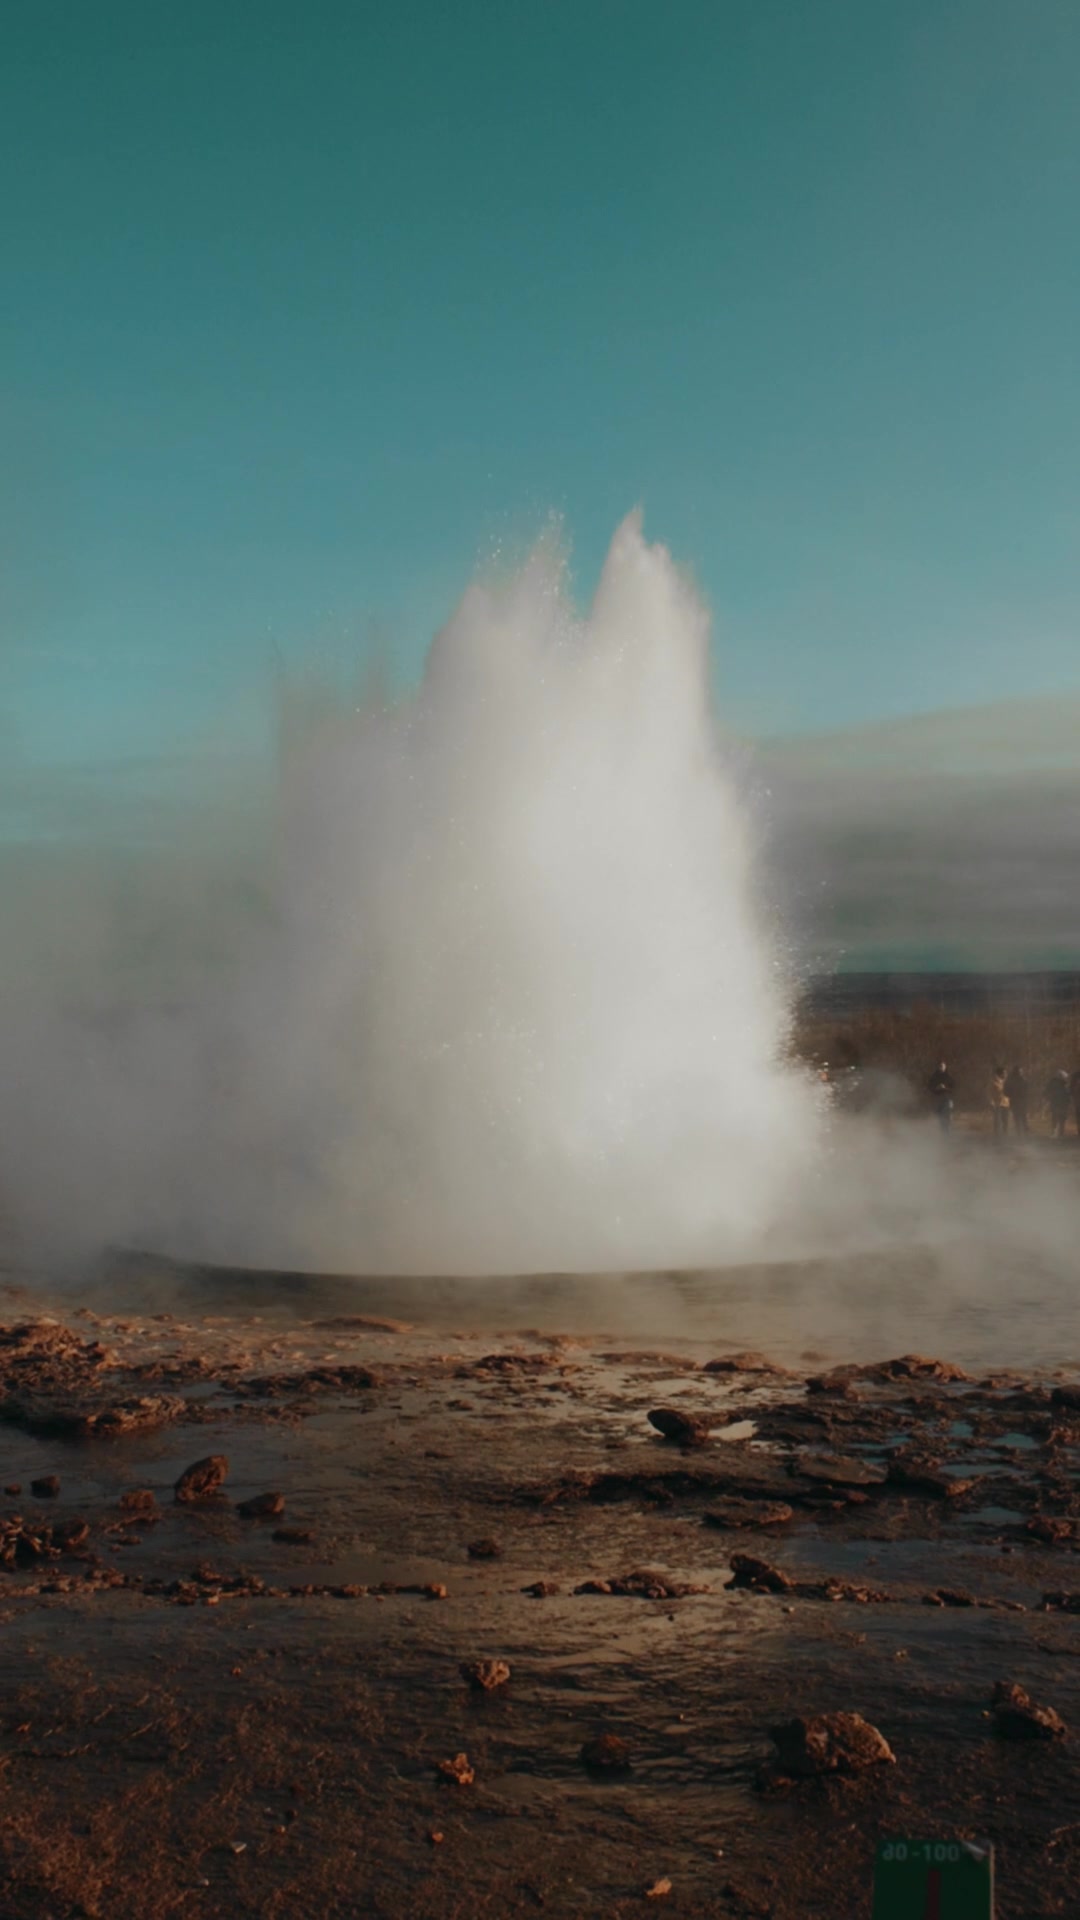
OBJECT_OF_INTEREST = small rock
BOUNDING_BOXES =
[646,1877,673,1898]
[237,1491,285,1519]
[174,1455,229,1504]
[53,1518,90,1552]
[647,1407,709,1447]
[768,1712,895,1778]
[805,1373,858,1398]
[119,1489,157,1515]
[30,1476,60,1499]
[272,1527,315,1545]
[725,1554,792,1593]
[798,1453,885,1489]
[992,1681,1067,1740]
[580,1733,633,1775]
[1027,1515,1074,1545]
[703,1500,794,1531]
[459,1658,511,1691]
[423,1582,448,1600]
[436,1752,474,1786]
[523,1579,560,1597]
[4,1484,22,1497]
[886,1451,972,1499]
[875,1355,969,1383]
[702,1352,782,1375]
[576,1567,707,1600]
[466,1538,501,1560]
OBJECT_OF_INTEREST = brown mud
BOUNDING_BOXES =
[3,1287,1080,1917]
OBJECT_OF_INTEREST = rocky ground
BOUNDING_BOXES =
[3,1282,1080,1917]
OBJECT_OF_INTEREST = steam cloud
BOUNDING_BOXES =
[0,514,821,1275]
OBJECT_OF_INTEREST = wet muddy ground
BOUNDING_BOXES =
[3,1280,1080,1917]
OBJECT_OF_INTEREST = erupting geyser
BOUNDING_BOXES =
[1,513,820,1273]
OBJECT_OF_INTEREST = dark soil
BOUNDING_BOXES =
[3,1301,1080,1917]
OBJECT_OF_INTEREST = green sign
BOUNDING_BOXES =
[873,1841,994,1919]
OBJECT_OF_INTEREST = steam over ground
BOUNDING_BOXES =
[0,516,818,1273]
[0,515,1076,1292]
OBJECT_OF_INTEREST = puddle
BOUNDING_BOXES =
[961,1505,1023,1528]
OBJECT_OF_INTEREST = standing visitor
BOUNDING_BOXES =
[1045,1070,1071,1139]
[1004,1065,1030,1137]
[927,1060,956,1134]
[988,1066,1010,1141]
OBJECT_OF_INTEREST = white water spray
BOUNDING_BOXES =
[1,513,819,1273]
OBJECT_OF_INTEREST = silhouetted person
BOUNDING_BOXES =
[927,1060,955,1133]
[1004,1065,1029,1137]
[988,1066,1009,1141]
[1046,1070,1071,1139]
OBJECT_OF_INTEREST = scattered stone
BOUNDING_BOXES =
[237,1491,285,1519]
[576,1568,708,1599]
[797,1453,886,1489]
[52,1518,90,1552]
[1,1516,59,1566]
[647,1407,709,1447]
[69,1395,185,1439]
[767,1712,895,1779]
[886,1451,972,1499]
[1027,1515,1074,1545]
[1050,1386,1080,1412]
[460,1658,511,1691]
[423,1583,448,1600]
[814,1576,892,1604]
[873,1355,969,1383]
[3,1484,22,1496]
[805,1373,858,1398]
[580,1733,633,1775]
[234,1365,380,1397]
[702,1353,784,1375]
[474,1352,554,1374]
[174,1455,229,1504]
[522,1579,560,1598]
[923,1588,976,1608]
[119,1489,157,1515]
[703,1500,794,1530]
[466,1537,501,1560]
[436,1752,474,1786]
[645,1877,673,1898]
[725,1554,792,1594]
[272,1527,315,1545]
[30,1476,60,1499]
[992,1681,1067,1740]
[1042,1591,1080,1614]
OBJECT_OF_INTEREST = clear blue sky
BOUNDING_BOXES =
[3,0,1079,775]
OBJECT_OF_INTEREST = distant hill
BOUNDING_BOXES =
[755,693,1080,972]
[801,970,1080,1015]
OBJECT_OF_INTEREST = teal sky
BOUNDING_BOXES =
[3,0,1080,777]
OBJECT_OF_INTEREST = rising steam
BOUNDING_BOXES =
[0,514,820,1274]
